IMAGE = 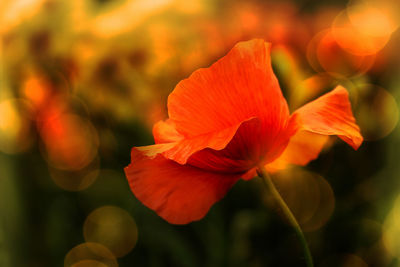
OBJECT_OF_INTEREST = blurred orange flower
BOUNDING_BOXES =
[125,39,363,224]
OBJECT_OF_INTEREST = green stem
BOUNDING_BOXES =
[257,165,314,267]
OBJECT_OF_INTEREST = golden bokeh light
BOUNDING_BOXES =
[347,0,400,32]
[171,0,206,15]
[64,242,118,267]
[83,206,138,258]
[48,157,100,191]
[352,84,399,141]
[0,98,34,154]
[307,29,376,78]
[347,4,398,38]
[89,0,173,38]
[317,30,376,77]
[0,0,46,34]
[270,168,335,232]
[331,7,392,56]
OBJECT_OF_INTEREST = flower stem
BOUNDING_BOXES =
[257,165,314,267]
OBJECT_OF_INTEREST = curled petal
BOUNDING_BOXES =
[264,86,363,172]
[140,117,257,165]
[153,119,183,144]
[125,148,241,224]
[188,114,299,173]
[294,86,363,150]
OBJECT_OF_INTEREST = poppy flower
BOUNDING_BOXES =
[125,39,363,224]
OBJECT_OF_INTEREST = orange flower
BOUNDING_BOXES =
[125,39,362,224]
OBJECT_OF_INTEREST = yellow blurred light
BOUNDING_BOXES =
[173,0,205,14]
[64,242,118,267]
[0,101,19,135]
[347,4,398,38]
[0,0,46,34]
[332,8,392,56]
[0,98,34,154]
[147,22,175,73]
[90,0,174,38]
[348,0,400,31]
[83,206,138,258]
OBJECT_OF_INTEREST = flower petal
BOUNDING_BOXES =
[140,117,258,165]
[266,130,329,172]
[187,114,299,173]
[168,38,290,140]
[125,148,242,224]
[293,86,363,150]
[140,114,297,172]
[148,39,293,166]
[152,119,183,144]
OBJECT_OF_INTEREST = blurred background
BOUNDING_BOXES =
[1,0,400,266]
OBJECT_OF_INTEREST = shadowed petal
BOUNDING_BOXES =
[266,130,329,172]
[139,117,258,165]
[188,114,299,173]
[141,114,297,172]
[125,148,242,224]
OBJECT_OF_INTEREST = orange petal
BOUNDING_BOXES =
[266,130,329,172]
[167,38,290,140]
[125,148,241,224]
[187,114,299,173]
[148,39,294,166]
[141,114,297,172]
[152,119,183,144]
[293,86,363,150]
[140,117,258,165]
